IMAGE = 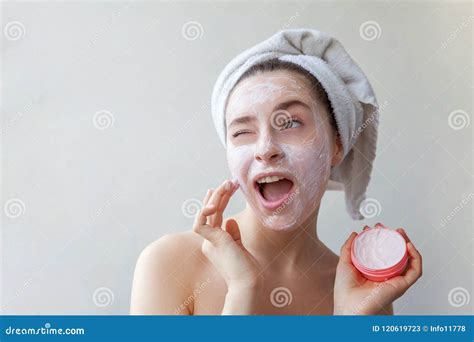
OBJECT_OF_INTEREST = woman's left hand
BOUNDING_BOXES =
[333,223,423,315]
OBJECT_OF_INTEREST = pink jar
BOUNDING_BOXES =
[350,225,408,282]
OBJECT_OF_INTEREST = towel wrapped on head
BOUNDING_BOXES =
[211,28,379,220]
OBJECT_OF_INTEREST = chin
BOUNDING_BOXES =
[258,207,308,232]
[262,219,301,232]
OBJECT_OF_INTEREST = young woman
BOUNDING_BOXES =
[130,32,422,316]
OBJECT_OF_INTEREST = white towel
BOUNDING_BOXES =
[211,28,379,220]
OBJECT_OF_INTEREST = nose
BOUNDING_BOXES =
[254,133,284,164]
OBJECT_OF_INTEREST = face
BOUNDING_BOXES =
[225,70,337,231]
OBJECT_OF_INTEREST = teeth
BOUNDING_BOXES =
[256,175,286,184]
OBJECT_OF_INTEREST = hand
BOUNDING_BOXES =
[193,179,262,291]
[333,223,423,315]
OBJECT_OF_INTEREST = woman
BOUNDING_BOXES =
[130,29,422,315]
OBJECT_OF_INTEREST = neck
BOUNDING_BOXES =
[238,203,326,270]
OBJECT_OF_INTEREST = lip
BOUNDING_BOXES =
[252,171,297,211]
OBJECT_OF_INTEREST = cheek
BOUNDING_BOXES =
[283,139,331,194]
[226,145,254,182]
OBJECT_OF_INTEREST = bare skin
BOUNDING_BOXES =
[130,70,422,315]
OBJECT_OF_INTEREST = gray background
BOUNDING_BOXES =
[1,0,472,315]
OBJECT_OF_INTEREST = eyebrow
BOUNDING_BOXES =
[228,99,311,129]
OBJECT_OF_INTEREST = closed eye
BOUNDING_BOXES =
[232,130,252,138]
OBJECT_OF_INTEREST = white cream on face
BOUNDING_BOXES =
[353,229,406,269]
[225,72,334,231]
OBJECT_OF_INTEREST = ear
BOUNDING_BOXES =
[331,133,344,168]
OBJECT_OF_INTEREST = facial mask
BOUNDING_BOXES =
[225,74,333,231]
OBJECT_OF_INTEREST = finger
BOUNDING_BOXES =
[193,189,217,232]
[207,180,232,225]
[363,225,370,231]
[231,181,240,195]
[208,180,232,206]
[339,231,358,263]
[213,194,230,228]
[193,205,219,235]
[375,222,387,228]
[403,242,422,286]
[216,181,236,214]
[213,181,239,228]
[396,228,412,243]
[225,218,241,242]
[209,180,234,228]
[203,188,214,206]
[193,190,225,244]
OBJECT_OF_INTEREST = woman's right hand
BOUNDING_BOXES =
[193,179,262,292]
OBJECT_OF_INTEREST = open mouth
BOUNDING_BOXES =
[253,175,296,211]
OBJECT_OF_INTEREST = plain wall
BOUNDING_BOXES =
[1,0,472,315]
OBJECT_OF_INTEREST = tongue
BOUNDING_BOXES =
[261,179,293,202]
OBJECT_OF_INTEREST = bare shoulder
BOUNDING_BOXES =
[135,231,205,281]
[141,231,203,257]
[130,231,207,314]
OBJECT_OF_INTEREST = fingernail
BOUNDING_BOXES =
[225,180,232,190]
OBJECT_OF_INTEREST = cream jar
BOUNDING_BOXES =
[350,225,408,282]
